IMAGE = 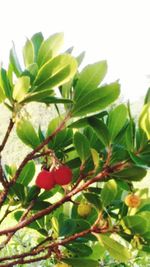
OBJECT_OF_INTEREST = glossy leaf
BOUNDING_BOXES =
[0,85,6,103]
[98,234,131,262]
[90,148,99,169]
[72,82,120,117]
[101,179,117,207]
[76,51,85,66]
[144,87,150,104]
[9,43,22,77]
[112,166,147,181]
[13,76,30,102]
[123,215,148,234]
[139,103,150,140]
[0,68,13,101]
[31,32,44,62]
[69,111,107,129]
[23,38,34,67]
[20,89,53,103]
[88,117,110,146]
[26,185,40,202]
[46,116,65,136]
[9,183,26,203]
[37,32,64,66]
[34,54,77,91]
[74,61,107,101]
[84,192,102,210]
[17,160,35,186]
[16,119,40,149]
[66,243,92,257]
[107,104,128,141]
[74,132,91,162]
[59,219,76,236]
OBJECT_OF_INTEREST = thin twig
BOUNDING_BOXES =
[0,119,14,152]
[0,201,35,250]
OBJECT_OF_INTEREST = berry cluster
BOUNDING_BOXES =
[35,165,72,190]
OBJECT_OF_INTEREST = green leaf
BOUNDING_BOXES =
[125,122,135,151]
[69,111,107,129]
[36,96,73,105]
[17,160,35,186]
[139,103,150,140]
[74,132,91,162]
[112,166,147,181]
[123,215,148,234]
[59,219,76,237]
[13,76,30,102]
[26,185,40,202]
[34,54,77,91]
[76,51,85,66]
[0,68,13,101]
[98,234,131,262]
[88,117,110,146]
[14,210,23,221]
[74,61,107,101]
[101,179,118,207]
[144,87,150,104]
[37,32,64,66]
[0,85,6,103]
[46,116,65,136]
[129,151,149,168]
[66,243,92,257]
[90,148,99,169]
[107,104,128,141]
[23,38,34,67]
[9,43,22,77]
[16,119,40,149]
[20,89,54,103]
[72,82,120,117]
[84,192,102,210]
[63,258,99,267]
[86,242,105,260]
[27,63,38,80]
[31,32,44,62]
[38,185,60,201]
[9,183,26,203]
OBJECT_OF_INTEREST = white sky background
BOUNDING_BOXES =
[0,0,150,102]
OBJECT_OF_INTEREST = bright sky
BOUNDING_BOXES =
[0,0,150,101]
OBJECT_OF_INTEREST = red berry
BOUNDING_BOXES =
[54,165,72,186]
[35,169,55,190]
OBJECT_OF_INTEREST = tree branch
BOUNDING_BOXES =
[0,166,113,236]
[0,201,35,250]
[0,119,14,153]
[0,112,70,207]
[0,213,117,266]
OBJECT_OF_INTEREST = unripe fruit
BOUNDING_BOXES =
[55,263,71,267]
[77,202,92,217]
[124,194,141,208]
[35,169,55,190]
[54,165,72,186]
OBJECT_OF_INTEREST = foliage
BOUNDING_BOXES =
[0,32,149,267]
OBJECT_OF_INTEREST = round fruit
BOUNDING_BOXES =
[35,169,55,190]
[124,194,141,208]
[55,263,71,267]
[54,165,72,186]
[77,202,92,217]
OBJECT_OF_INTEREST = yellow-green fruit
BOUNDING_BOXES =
[77,202,92,217]
[55,263,71,267]
[124,194,141,208]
